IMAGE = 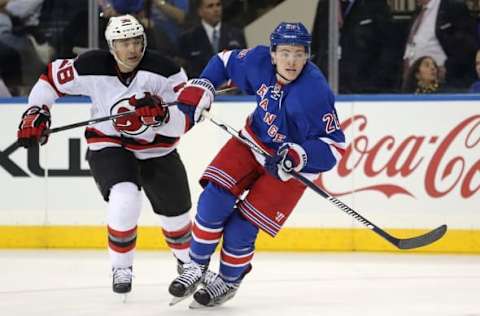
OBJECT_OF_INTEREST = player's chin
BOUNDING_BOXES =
[284,71,301,81]
[126,59,141,69]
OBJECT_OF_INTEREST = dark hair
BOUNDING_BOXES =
[401,56,439,93]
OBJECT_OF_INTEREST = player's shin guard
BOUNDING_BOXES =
[107,182,142,273]
[190,183,237,265]
[158,213,192,265]
[219,246,254,283]
[219,211,258,282]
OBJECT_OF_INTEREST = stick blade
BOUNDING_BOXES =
[396,225,447,250]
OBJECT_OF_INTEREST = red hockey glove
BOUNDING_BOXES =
[17,105,51,148]
[264,143,307,181]
[177,78,215,123]
[129,92,169,127]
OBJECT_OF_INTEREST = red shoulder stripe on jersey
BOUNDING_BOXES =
[39,73,63,97]
[46,63,64,97]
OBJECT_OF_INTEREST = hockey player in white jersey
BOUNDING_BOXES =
[16,15,201,297]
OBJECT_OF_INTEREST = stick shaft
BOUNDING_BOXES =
[202,112,447,250]
[46,87,237,135]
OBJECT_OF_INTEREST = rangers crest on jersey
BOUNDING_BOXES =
[111,98,148,135]
[237,48,252,59]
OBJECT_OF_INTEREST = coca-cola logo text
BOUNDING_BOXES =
[316,115,479,199]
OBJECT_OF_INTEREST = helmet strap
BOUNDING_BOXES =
[276,71,292,84]
[274,66,292,84]
[111,50,137,72]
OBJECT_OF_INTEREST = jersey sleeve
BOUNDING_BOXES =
[200,46,267,94]
[151,67,190,136]
[156,67,188,103]
[27,58,87,108]
[296,85,346,174]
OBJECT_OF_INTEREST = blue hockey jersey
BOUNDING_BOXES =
[201,46,346,174]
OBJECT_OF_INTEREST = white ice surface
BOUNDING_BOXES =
[1,250,479,316]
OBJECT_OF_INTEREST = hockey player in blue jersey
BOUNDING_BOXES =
[168,22,346,308]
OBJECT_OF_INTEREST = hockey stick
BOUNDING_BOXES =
[202,111,447,250]
[45,86,238,135]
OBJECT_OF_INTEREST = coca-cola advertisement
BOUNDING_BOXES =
[0,99,478,252]
[307,100,479,230]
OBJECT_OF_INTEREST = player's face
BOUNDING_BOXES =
[112,36,144,71]
[198,0,222,26]
[271,45,308,83]
[415,57,438,85]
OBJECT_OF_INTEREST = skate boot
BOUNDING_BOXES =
[112,266,133,302]
[190,276,239,308]
[168,261,207,305]
[177,259,217,286]
[202,269,218,286]
[176,259,185,275]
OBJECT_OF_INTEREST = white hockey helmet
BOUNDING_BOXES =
[105,14,147,52]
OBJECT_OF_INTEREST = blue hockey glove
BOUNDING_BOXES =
[264,143,307,181]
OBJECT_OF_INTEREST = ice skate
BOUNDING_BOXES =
[112,266,133,303]
[189,276,239,308]
[176,259,185,275]
[177,259,217,285]
[202,269,218,286]
[168,261,206,306]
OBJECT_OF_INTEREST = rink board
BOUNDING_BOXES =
[0,96,478,253]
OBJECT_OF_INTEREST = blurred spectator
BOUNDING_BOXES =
[106,0,144,15]
[469,49,480,92]
[150,0,189,47]
[0,78,10,96]
[311,0,397,94]
[0,36,20,95]
[177,0,246,77]
[56,0,179,58]
[402,0,478,91]
[100,0,181,57]
[0,0,52,94]
[402,56,442,93]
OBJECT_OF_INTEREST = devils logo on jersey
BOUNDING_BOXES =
[110,98,148,135]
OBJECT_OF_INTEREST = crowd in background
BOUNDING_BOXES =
[0,0,480,96]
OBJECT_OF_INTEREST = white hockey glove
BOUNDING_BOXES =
[177,78,215,123]
[264,143,307,181]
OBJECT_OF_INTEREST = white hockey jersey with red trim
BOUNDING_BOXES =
[27,49,189,159]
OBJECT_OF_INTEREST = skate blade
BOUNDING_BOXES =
[189,300,209,309]
[169,294,192,306]
[115,293,128,303]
